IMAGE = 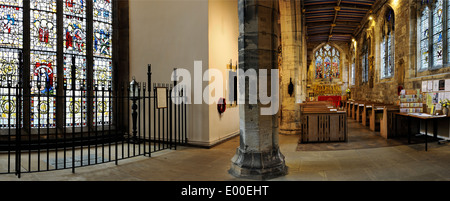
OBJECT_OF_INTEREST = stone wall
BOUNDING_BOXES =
[351,0,410,104]
[350,0,450,104]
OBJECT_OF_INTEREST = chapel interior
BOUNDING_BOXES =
[0,0,449,181]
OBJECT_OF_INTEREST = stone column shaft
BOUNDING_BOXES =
[229,0,287,180]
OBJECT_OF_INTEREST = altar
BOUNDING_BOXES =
[317,95,342,107]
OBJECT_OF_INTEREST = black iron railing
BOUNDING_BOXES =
[0,62,187,178]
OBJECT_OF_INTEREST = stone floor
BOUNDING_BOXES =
[0,119,449,181]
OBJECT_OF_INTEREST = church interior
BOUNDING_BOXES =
[0,0,449,182]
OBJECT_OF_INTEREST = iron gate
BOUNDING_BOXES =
[0,62,187,178]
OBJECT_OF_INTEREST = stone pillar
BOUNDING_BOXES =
[229,0,288,180]
[278,0,303,135]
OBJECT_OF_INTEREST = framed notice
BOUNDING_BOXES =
[433,80,439,92]
[422,81,427,92]
[446,79,450,91]
[428,81,433,92]
[156,87,168,109]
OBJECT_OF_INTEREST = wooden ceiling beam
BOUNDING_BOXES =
[328,0,342,42]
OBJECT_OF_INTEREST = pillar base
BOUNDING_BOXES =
[229,147,288,180]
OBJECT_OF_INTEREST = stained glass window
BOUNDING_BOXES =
[381,8,394,79]
[362,40,368,83]
[314,44,340,80]
[0,0,115,130]
[351,59,355,86]
[381,37,385,77]
[30,0,57,128]
[419,0,450,71]
[419,6,429,70]
[432,0,443,67]
[93,0,112,126]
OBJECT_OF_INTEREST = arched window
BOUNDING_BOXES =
[362,39,369,83]
[419,6,429,70]
[419,0,446,70]
[314,44,341,80]
[381,8,394,79]
[0,0,114,129]
[350,43,355,86]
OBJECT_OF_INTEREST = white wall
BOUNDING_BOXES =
[129,0,240,146]
[129,0,210,144]
[208,0,240,146]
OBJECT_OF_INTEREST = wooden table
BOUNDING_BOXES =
[394,112,448,151]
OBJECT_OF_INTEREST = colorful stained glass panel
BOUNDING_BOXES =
[30,51,56,95]
[66,91,86,126]
[64,15,86,55]
[0,48,19,128]
[31,96,55,128]
[0,0,22,7]
[64,0,86,17]
[93,57,112,125]
[30,0,56,13]
[64,55,87,127]
[93,57,111,89]
[420,7,429,70]
[93,90,111,126]
[433,0,443,66]
[93,0,112,23]
[0,5,23,48]
[93,21,112,58]
[315,57,322,79]
[30,10,57,52]
[448,0,450,62]
[381,37,386,77]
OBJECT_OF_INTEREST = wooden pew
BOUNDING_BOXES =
[380,105,400,139]
[347,101,353,117]
[300,102,348,143]
[362,102,384,126]
[351,101,357,119]
[370,104,389,131]
[356,101,368,123]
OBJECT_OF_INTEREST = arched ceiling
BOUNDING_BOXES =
[303,0,377,43]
